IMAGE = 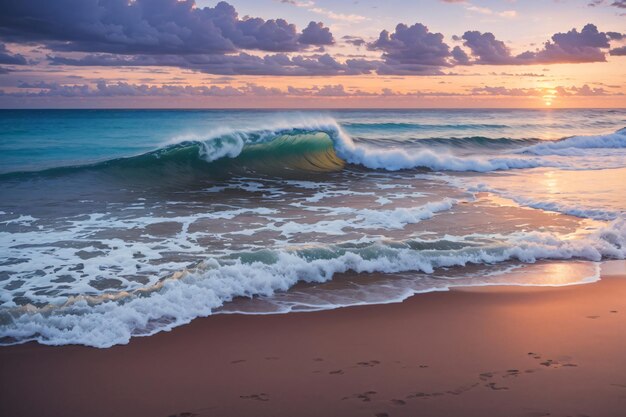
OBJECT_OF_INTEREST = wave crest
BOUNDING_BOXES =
[3,118,625,179]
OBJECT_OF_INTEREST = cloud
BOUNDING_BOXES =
[589,0,626,8]
[299,22,334,46]
[461,31,513,64]
[610,46,626,55]
[451,46,470,64]
[342,36,366,47]
[9,80,246,97]
[7,80,370,98]
[0,43,27,65]
[472,84,615,96]
[461,24,619,65]
[279,0,368,22]
[369,23,452,74]
[48,52,377,76]
[465,5,517,18]
[7,80,616,100]
[439,1,517,18]
[0,0,329,54]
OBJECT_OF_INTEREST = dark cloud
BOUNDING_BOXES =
[0,43,27,65]
[588,0,626,7]
[0,0,328,54]
[342,36,366,47]
[48,52,377,76]
[299,22,334,46]
[0,1,622,80]
[524,23,611,63]
[462,24,618,65]
[369,23,452,74]
[610,46,626,55]
[461,31,513,64]
[607,32,624,40]
[370,23,451,66]
[451,46,469,65]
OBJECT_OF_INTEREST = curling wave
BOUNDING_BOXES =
[2,119,625,180]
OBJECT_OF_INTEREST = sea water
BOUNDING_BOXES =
[0,109,624,347]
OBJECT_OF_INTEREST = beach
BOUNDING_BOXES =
[2,262,625,417]
[1,1,625,415]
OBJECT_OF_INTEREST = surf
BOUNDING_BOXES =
[1,117,625,182]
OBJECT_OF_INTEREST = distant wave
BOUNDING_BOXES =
[342,122,510,130]
[519,127,626,156]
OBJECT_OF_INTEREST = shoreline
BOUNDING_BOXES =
[1,263,625,417]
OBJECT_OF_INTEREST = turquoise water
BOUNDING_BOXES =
[0,109,625,347]
[1,109,624,173]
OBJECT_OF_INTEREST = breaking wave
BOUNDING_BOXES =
[3,119,624,180]
[1,217,624,347]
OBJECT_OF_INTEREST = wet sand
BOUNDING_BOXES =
[1,266,626,417]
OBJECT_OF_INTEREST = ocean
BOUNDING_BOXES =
[0,108,625,347]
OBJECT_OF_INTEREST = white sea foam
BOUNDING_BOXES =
[173,115,625,172]
[520,128,626,156]
[442,167,626,221]
[471,183,621,221]
[1,217,624,347]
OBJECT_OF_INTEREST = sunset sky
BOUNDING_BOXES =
[0,0,624,108]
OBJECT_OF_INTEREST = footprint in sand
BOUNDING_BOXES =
[485,382,509,391]
[390,398,406,405]
[342,391,377,402]
[329,369,345,375]
[406,391,445,399]
[586,315,600,319]
[167,413,197,417]
[503,369,521,378]
[447,382,480,395]
[240,393,269,402]
[356,360,381,367]
[230,359,246,364]
[479,372,496,381]
[313,357,324,362]
[528,352,578,369]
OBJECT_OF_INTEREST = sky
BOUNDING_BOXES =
[0,0,624,108]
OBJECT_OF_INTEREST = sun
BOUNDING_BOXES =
[542,88,557,107]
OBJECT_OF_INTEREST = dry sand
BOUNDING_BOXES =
[1,264,625,417]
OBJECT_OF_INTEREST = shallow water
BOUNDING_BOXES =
[0,109,625,347]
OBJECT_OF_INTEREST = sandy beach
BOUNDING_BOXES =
[1,262,625,417]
